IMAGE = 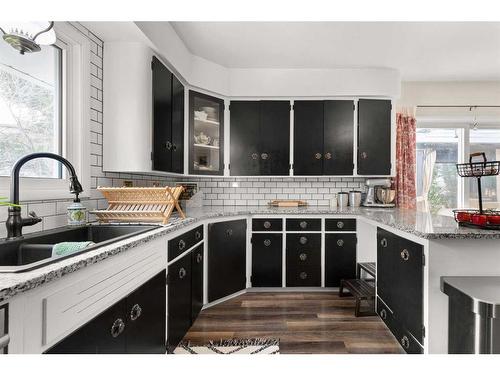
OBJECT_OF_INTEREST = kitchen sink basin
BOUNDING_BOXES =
[0,224,159,273]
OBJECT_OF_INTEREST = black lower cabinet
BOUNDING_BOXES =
[167,254,192,351]
[252,233,282,287]
[325,233,356,287]
[191,244,204,322]
[46,271,166,354]
[286,233,321,287]
[377,227,424,353]
[208,220,247,302]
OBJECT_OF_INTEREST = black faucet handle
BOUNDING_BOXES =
[25,211,42,225]
[28,211,39,218]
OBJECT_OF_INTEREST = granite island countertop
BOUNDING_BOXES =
[1,206,500,302]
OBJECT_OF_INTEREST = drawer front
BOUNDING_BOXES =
[252,218,283,231]
[286,246,321,268]
[286,218,321,231]
[168,225,203,261]
[286,265,321,287]
[325,218,356,231]
[286,233,321,251]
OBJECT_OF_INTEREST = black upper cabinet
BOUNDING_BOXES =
[294,100,354,176]
[230,100,290,176]
[323,101,354,175]
[357,99,392,175]
[152,56,184,174]
[189,90,225,175]
[208,220,247,302]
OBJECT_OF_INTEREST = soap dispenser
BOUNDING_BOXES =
[67,194,87,226]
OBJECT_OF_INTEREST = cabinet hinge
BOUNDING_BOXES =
[166,273,170,285]
[422,325,426,338]
[291,104,294,111]
[353,103,356,111]
[228,163,230,170]
[422,254,426,266]
[250,236,253,244]
[151,59,154,70]
[150,151,154,161]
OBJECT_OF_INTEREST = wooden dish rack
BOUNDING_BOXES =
[91,186,186,224]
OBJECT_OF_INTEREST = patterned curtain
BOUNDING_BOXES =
[395,109,417,209]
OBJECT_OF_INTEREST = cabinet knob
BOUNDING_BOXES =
[110,318,125,338]
[264,239,272,247]
[361,151,368,159]
[226,229,233,236]
[337,239,344,247]
[299,253,307,261]
[195,231,202,240]
[380,238,388,248]
[400,335,410,349]
[172,143,178,152]
[337,221,345,229]
[299,272,308,280]
[178,239,186,251]
[196,253,203,264]
[251,153,259,160]
[299,220,308,229]
[179,267,187,279]
[324,152,332,160]
[130,304,142,321]
[400,249,410,261]
[261,153,269,160]
[263,221,272,229]
[380,309,387,320]
[299,236,308,245]
[315,153,322,160]
[165,141,172,150]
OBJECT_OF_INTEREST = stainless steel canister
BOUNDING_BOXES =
[348,190,362,207]
[337,192,349,209]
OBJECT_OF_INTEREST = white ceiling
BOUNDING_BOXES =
[170,22,500,81]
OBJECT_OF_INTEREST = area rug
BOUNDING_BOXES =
[173,338,280,354]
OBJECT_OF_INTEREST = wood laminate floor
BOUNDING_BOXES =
[183,292,404,354]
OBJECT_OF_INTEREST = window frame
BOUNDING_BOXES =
[0,22,90,201]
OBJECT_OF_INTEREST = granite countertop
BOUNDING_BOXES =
[1,206,500,302]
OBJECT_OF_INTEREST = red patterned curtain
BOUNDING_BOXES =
[395,110,417,209]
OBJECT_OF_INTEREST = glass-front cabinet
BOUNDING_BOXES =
[189,90,225,175]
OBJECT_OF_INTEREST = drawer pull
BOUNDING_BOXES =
[226,229,233,236]
[251,153,259,160]
[130,304,142,321]
[324,152,332,160]
[400,249,410,261]
[337,221,344,229]
[299,221,308,229]
[361,151,368,159]
[179,267,187,279]
[196,253,203,263]
[337,239,344,247]
[315,153,322,160]
[111,318,125,338]
[299,272,308,280]
[299,253,307,261]
[380,238,388,248]
[264,239,272,247]
[195,231,202,240]
[400,335,410,349]
[178,239,186,251]
[380,309,387,320]
[261,153,269,160]
[299,236,308,245]
[263,221,272,229]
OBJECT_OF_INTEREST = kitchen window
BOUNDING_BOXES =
[0,23,91,201]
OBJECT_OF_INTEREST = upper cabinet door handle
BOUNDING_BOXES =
[165,141,172,150]
[315,152,322,160]
[361,151,368,159]
[172,143,177,151]
[251,153,259,160]
[261,153,269,160]
[324,152,332,160]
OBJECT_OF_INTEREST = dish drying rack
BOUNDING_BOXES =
[91,186,186,224]
[453,152,500,229]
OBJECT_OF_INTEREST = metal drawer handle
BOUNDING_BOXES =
[380,238,388,248]
[299,221,308,229]
[251,153,259,160]
[264,239,271,247]
[111,318,125,338]
[226,229,233,236]
[337,221,344,229]
[299,253,307,261]
[179,267,187,279]
[401,335,410,349]
[195,231,202,240]
[315,153,322,160]
[196,253,203,263]
[380,309,387,320]
[263,220,272,229]
[299,236,308,245]
[261,153,269,160]
[130,304,142,321]
[165,141,172,150]
[324,152,332,160]
[178,239,186,250]
[401,249,410,261]
[337,239,344,247]
[299,272,308,280]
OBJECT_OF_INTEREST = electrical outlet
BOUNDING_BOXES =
[123,180,133,187]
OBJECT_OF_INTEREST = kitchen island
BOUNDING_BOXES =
[0,206,499,353]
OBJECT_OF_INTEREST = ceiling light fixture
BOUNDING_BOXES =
[0,21,56,54]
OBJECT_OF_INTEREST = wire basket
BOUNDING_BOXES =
[456,152,500,177]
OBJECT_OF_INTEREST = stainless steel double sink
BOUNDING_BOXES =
[0,224,159,273]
